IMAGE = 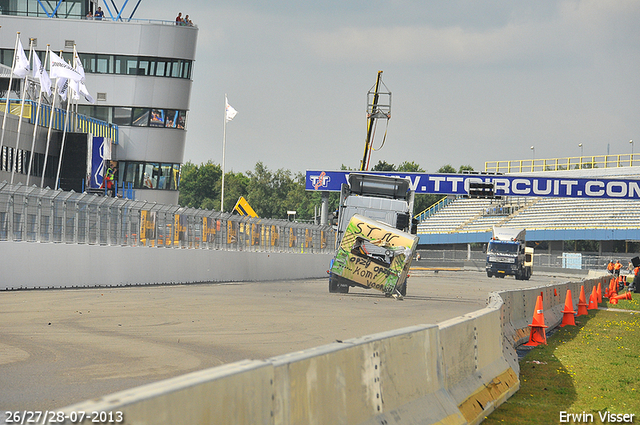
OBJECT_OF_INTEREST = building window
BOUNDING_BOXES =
[74,106,187,130]
[113,107,132,126]
[119,108,186,130]
[1,50,194,80]
[121,161,180,190]
[96,54,112,74]
[132,108,149,127]
[78,106,110,123]
[149,109,165,127]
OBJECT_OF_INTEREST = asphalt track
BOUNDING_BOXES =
[0,270,575,412]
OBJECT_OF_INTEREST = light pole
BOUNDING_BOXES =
[530,146,535,171]
[578,143,583,168]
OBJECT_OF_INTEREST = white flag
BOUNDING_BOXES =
[73,50,86,81]
[72,51,94,103]
[13,39,30,78]
[70,79,95,104]
[57,78,69,101]
[225,96,237,122]
[49,51,83,82]
[33,52,52,96]
[78,81,95,104]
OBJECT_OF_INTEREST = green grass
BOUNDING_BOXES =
[483,300,640,424]
[607,293,640,311]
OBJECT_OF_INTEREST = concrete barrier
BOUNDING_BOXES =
[499,276,608,347]
[0,241,333,289]
[55,275,610,425]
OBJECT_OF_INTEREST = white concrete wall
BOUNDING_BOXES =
[0,241,333,290]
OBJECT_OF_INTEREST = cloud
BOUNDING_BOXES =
[301,0,640,67]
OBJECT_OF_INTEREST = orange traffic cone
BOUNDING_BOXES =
[560,290,576,327]
[577,285,589,316]
[609,279,618,300]
[588,286,598,310]
[523,295,548,346]
[610,292,632,305]
[597,282,602,304]
[604,280,611,298]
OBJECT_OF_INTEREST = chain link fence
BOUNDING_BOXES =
[0,182,336,254]
[417,249,635,271]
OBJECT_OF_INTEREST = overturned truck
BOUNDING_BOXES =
[328,174,419,298]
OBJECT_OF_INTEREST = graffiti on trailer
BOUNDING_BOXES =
[352,221,401,246]
[343,253,398,292]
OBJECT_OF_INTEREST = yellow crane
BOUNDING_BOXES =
[360,71,392,171]
[233,196,258,218]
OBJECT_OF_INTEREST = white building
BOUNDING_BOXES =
[0,0,198,204]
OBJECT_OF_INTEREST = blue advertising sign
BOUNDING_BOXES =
[305,170,640,200]
[89,136,108,189]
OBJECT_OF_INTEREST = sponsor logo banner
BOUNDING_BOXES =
[305,170,640,199]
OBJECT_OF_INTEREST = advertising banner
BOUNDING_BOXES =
[87,136,110,189]
[306,170,640,200]
[203,217,216,243]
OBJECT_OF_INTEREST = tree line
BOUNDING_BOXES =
[178,160,474,221]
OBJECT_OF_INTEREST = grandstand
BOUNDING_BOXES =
[416,159,640,250]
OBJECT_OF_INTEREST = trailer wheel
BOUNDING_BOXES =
[329,275,350,294]
[487,271,493,278]
[329,276,339,293]
[397,280,407,297]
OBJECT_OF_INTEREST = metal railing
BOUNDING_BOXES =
[0,98,118,143]
[485,154,640,174]
[416,249,634,271]
[414,196,453,221]
[0,182,335,253]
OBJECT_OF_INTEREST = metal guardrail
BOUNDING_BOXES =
[0,99,119,143]
[0,182,336,253]
[485,154,640,174]
[413,196,453,221]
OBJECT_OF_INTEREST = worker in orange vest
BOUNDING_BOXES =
[614,260,622,277]
[632,266,640,293]
[607,261,614,274]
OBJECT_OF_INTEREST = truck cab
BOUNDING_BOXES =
[486,227,533,280]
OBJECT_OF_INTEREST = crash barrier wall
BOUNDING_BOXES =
[498,275,609,350]
[0,182,334,254]
[0,241,334,289]
[0,182,336,289]
[54,277,615,425]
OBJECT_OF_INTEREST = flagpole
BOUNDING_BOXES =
[221,95,227,212]
[11,38,34,184]
[41,53,61,188]
[26,46,49,187]
[0,32,21,162]
[55,45,79,190]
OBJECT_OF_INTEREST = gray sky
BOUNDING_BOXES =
[139,0,640,175]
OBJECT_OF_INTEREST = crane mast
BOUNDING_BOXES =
[360,71,391,171]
